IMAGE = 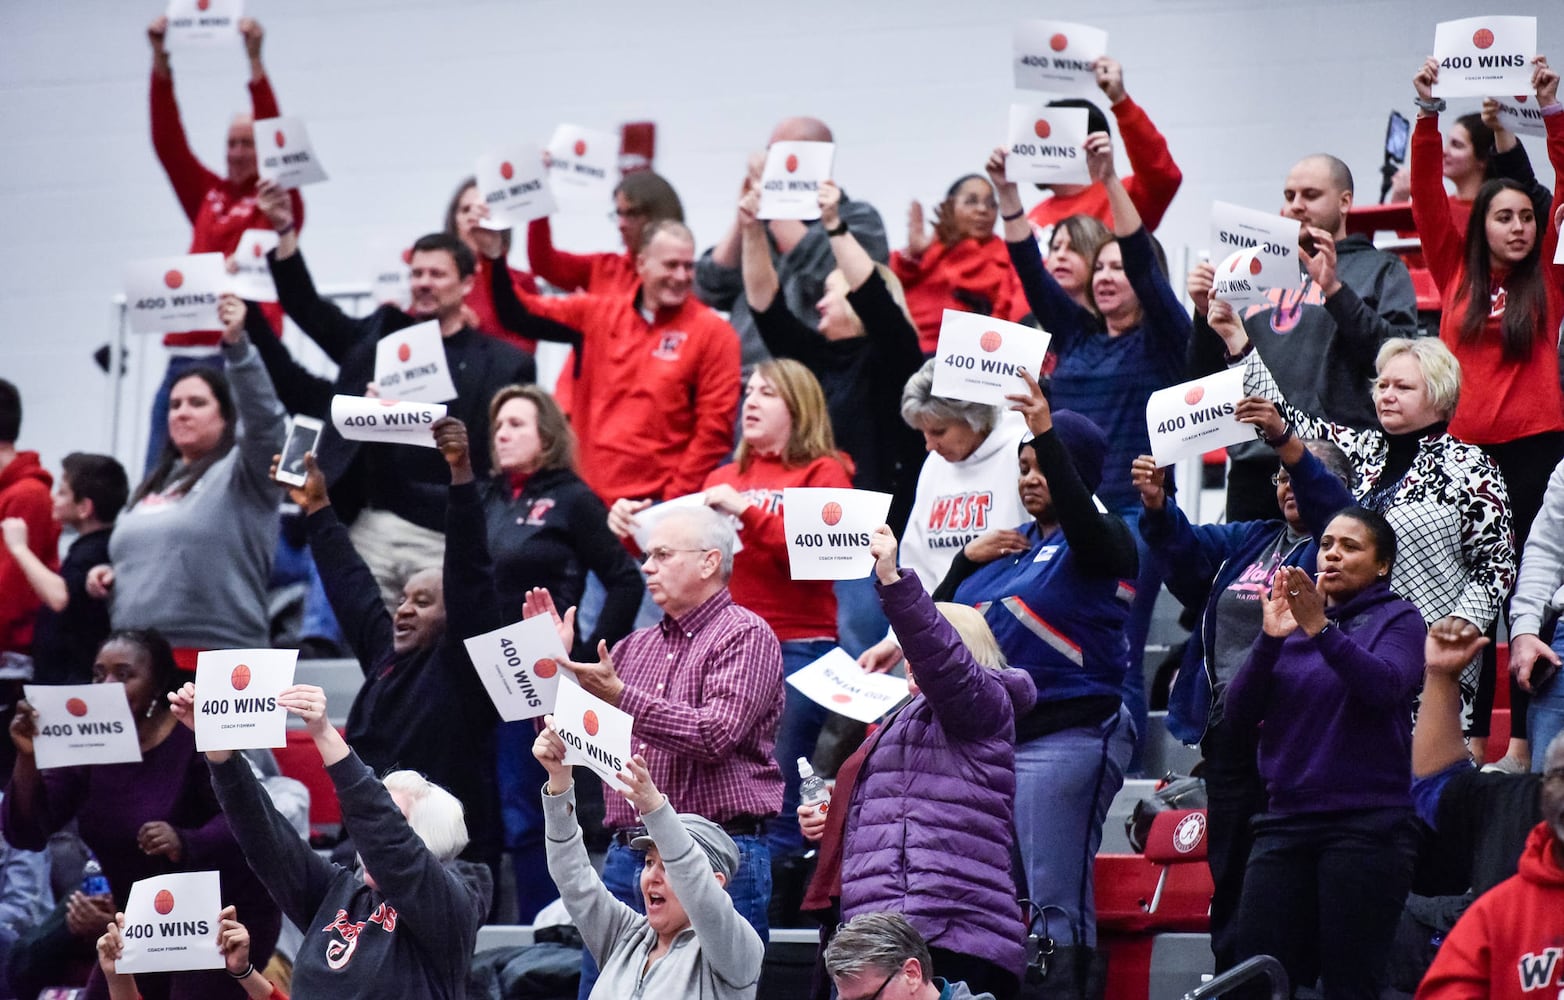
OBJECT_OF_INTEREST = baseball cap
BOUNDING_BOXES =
[630,814,740,879]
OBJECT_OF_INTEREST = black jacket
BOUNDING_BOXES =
[269,249,536,529]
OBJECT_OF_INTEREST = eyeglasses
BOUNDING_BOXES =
[1271,472,1291,486]
[838,972,897,1000]
[642,547,708,565]
[609,207,646,222]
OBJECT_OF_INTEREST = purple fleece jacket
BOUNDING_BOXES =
[840,569,1037,977]
[1224,580,1426,815]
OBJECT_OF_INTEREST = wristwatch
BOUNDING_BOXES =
[1413,95,1446,114]
[824,220,850,237]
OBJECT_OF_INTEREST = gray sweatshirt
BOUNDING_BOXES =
[543,784,763,1000]
[1511,457,1564,637]
[108,337,285,648]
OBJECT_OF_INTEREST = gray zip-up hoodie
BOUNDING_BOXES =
[1511,456,1564,638]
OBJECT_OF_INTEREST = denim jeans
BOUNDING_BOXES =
[1118,505,1161,775]
[145,352,224,475]
[834,576,889,657]
[766,638,837,858]
[1013,705,1134,949]
[576,833,772,1000]
[494,724,559,923]
[1531,632,1564,771]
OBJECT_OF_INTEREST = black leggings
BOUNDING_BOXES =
[1471,431,1564,740]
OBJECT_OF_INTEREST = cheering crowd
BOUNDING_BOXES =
[1,12,1563,1000]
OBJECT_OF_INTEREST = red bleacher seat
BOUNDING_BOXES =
[274,727,344,836]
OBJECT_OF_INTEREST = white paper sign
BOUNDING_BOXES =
[1147,368,1252,466]
[1432,17,1537,99]
[1005,105,1091,185]
[1209,201,1300,283]
[163,0,242,47]
[123,253,226,335]
[116,872,224,974]
[1211,247,1274,311]
[254,116,328,189]
[464,616,569,722]
[368,243,411,309]
[783,487,894,581]
[1013,20,1108,96]
[229,229,278,302]
[758,142,836,221]
[23,684,141,769]
[629,494,744,555]
[373,321,458,403]
[785,647,909,724]
[477,146,555,226]
[193,648,295,752]
[330,395,447,448]
[1491,94,1546,138]
[552,677,633,790]
[546,125,619,202]
[931,311,1053,407]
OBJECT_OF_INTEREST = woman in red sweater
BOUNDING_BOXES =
[442,177,540,350]
[1411,54,1564,769]
[891,175,1022,353]
[698,359,854,860]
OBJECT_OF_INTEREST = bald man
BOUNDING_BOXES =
[1188,153,1417,521]
[696,116,889,366]
[143,15,303,473]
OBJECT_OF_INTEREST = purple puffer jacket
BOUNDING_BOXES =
[840,569,1036,977]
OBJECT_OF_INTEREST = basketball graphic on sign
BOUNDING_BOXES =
[66,698,89,718]
[397,343,411,363]
[1248,256,1263,276]
[573,139,587,156]
[821,502,843,526]
[1184,386,1205,406]
[253,242,264,258]
[980,330,1003,352]
[1472,28,1494,49]
[154,890,176,915]
[831,693,853,704]
[785,154,799,173]
[583,710,600,737]
[231,664,251,691]
[1034,120,1052,139]
[1517,95,1528,103]
[164,270,184,289]
[1050,33,1069,51]
[499,161,514,181]
[533,658,558,679]
[198,0,211,9]
[274,130,286,149]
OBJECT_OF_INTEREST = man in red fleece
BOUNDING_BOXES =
[1025,55,1183,240]
[1417,732,1564,999]
[0,380,60,657]
[143,14,302,472]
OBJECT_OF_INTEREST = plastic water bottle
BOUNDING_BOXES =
[81,853,110,897]
[798,758,830,817]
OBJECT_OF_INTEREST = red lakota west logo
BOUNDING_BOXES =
[583,711,600,737]
[231,664,251,691]
[821,502,843,526]
[274,130,286,149]
[499,161,515,181]
[164,270,184,289]
[650,330,688,361]
[573,139,587,157]
[1034,120,1052,140]
[533,658,558,680]
[397,343,411,363]
[154,889,176,915]
[1184,386,1205,406]
[1472,28,1495,49]
[1049,33,1069,52]
[66,698,89,718]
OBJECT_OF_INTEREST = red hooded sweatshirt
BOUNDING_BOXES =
[1417,821,1564,999]
[0,451,59,653]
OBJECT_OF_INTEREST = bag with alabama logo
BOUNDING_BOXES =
[1125,773,1207,854]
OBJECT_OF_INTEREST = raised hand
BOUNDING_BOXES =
[607,498,652,539]
[614,754,667,817]
[534,717,572,794]
[869,524,900,585]
[522,587,577,652]
[1130,456,1167,510]
[906,200,931,259]
[1093,55,1126,103]
[1004,366,1053,436]
[431,416,473,483]
[1083,132,1116,185]
[269,451,329,513]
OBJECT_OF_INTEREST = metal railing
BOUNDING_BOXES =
[1181,955,1289,1000]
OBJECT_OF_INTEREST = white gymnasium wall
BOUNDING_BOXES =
[1,0,1557,472]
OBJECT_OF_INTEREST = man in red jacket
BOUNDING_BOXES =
[0,380,60,658]
[1417,733,1564,999]
[143,14,302,473]
[1025,55,1183,241]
